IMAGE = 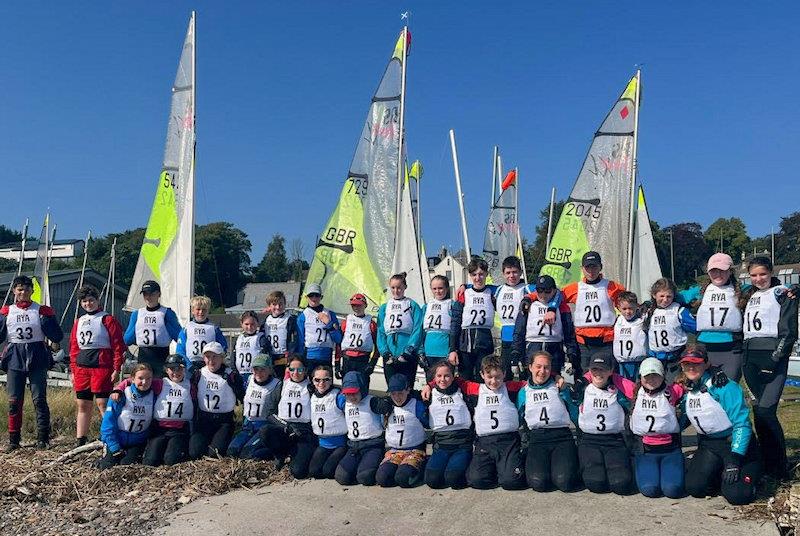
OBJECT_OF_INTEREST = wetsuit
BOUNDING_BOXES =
[377,297,423,387]
[423,382,474,489]
[308,386,348,479]
[451,285,497,381]
[124,304,181,377]
[98,383,154,469]
[227,375,281,460]
[375,395,429,488]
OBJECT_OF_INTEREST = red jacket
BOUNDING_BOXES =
[69,311,126,370]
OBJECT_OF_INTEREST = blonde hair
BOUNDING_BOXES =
[266,291,286,306]
[191,295,211,311]
[132,363,153,376]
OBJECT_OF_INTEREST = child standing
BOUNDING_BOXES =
[377,273,424,387]
[630,357,685,498]
[517,351,581,492]
[98,363,154,469]
[612,291,648,381]
[262,290,299,379]
[124,280,182,377]
[644,279,696,382]
[189,342,245,459]
[336,293,379,387]
[176,295,227,372]
[513,275,578,378]
[375,374,429,488]
[69,284,126,447]
[420,276,458,375]
[450,258,498,382]
[494,256,532,380]
[297,283,342,371]
[421,361,473,489]
[571,351,636,495]
[335,371,387,486]
[227,354,281,459]
[233,311,266,387]
[309,365,348,479]
[1,275,64,450]
[562,251,625,375]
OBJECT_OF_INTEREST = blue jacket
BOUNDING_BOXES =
[123,306,182,346]
[296,305,343,362]
[680,286,734,344]
[420,301,454,359]
[176,319,228,369]
[679,371,752,456]
[377,299,424,357]
[100,385,154,453]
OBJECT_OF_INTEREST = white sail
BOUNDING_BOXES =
[391,169,429,304]
[630,186,663,300]
[126,13,196,326]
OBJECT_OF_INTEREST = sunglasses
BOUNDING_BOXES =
[289,367,306,373]
[306,293,321,298]
[313,377,332,383]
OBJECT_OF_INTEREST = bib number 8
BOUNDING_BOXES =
[351,420,360,438]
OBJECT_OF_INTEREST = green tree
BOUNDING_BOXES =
[704,217,750,262]
[194,222,252,307]
[774,212,800,264]
[664,222,711,287]
[253,234,290,283]
[0,225,22,245]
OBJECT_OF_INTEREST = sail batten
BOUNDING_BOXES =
[125,13,196,326]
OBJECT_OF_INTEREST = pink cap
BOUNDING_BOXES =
[707,252,733,272]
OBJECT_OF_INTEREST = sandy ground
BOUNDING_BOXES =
[158,479,779,536]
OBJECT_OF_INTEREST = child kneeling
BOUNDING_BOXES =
[98,364,154,469]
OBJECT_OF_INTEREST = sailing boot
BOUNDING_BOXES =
[36,429,50,450]
[4,432,21,453]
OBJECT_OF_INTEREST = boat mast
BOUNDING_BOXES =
[491,146,498,208]
[394,26,409,246]
[546,187,556,249]
[72,230,91,323]
[3,218,29,305]
[515,167,527,278]
[188,10,197,305]
[449,129,471,259]
[624,69,641,289]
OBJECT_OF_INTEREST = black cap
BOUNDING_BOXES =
[582,251,602,267]
[535,275,556,292]
[387,374,409,392]
[589,351,615,371]
[140,280,161,294]
[164,354,185,369]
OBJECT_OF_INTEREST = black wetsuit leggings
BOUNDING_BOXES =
[259,422,318,479]
[743,349,789,478]
[526,428,581,492]
[685,436,761,506]
[577,433,634,495]
[189,414,235,459]
[143,427,190,466]
[467,432,526,490]
[308,445,348,479]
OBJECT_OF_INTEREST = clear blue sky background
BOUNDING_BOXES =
[2,2,798,263]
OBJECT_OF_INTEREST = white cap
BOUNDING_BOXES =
[202,341,225,356]
[639,357,665,378]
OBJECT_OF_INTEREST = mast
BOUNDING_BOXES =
[515,167,527,277]
[3,218,29,305]
[449,129,471,259]
[72,230,91,323]
[189,10,197,306]
[394,26,409,245]
[491,146,498,208]
[669,229,675,281]
[624,69,641,289]
[546,187,556,248]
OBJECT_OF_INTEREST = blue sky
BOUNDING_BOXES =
[1,1,798,262]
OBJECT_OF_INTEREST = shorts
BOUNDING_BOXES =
[381,448,426,469]
[73,365,113,399]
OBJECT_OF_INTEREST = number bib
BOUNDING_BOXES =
[311,388,348,437]
[154,377,194,421]
[76,312,111,349]
[342,314,374,352]
[474,384,519,436]
[423,299,452,334]
[386,398,426,449]
[744,287,782,339]
[685,387,733,435]
[235,333,260,374]
[578,383,625,434]
[574,280,616,328]
[197,367,237,414]
[696,284,743,332]
[185,321,218,360]
[523,383,571,429]
[496,285,527,327]
[383,299,414,335]
[525,302,564,343]
[428,388,471,432]
[6,303,45,343]
[613,316,647,362]
[264,314,289,354]
[303,308,334,349]
[116,385,154,433]
[135,307,169,347]
[243,377,280,422]
[462,288,495,329]
[647,304,688,353]
[630,389,678,436]
[345,395,384,441]
[278,379,311,423]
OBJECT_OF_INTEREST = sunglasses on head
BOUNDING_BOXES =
[313,377,332,383]
[289,366,306,373]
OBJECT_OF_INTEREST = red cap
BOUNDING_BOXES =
[679,351,707,364]
[349,293,367,306]
[341,386,361,394]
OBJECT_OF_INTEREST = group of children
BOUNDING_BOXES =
[0,248,796,506]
